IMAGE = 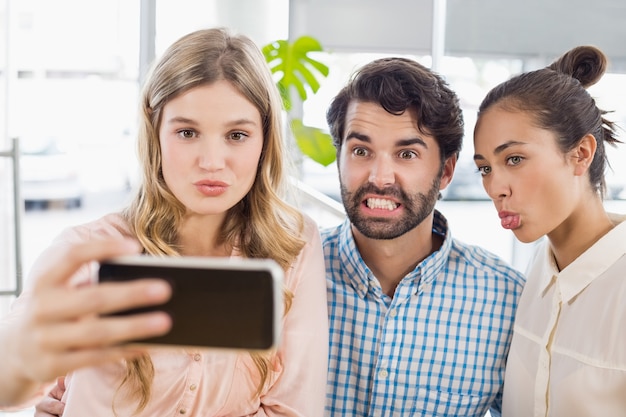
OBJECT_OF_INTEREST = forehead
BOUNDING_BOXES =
[163,81,260,119]
[345,101,416,130]
[344,101,436,146]
[474,107,562,155]
[475,107,549,144]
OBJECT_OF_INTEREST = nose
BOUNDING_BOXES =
[483,172,510,201]
[198,139,226,171]
[368,156,395,188]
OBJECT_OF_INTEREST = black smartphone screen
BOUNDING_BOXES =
[98,257,282,350]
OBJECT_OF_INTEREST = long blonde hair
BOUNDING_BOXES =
[118,27,304,413]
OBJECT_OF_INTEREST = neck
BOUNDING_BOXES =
[353,215,441,297]
[177,214,231,257]
[548,197,614,270]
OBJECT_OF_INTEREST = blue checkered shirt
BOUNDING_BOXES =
[322,210,525,417]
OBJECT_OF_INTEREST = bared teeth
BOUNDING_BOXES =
[366,198,397,210]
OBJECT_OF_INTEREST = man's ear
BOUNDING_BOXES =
[572,134,597,176]
[439,154,457,190]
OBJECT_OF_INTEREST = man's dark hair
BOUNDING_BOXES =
[326,57,464,163]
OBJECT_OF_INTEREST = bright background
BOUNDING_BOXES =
[1,1,626,414]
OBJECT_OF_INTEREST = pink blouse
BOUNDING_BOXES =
[32,213,329,416]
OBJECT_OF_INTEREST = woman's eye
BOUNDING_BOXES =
[229,131,248,141]
[507,155,523,165]
[177,129,195,139]
[398,150,417,160]
[476,166,491,176]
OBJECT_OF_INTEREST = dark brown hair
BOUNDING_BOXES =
[477,45,622,197]
[326,57,464,164]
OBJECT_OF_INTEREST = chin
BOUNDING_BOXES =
[512,229,542,244]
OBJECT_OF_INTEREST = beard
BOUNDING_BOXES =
[340,176,441,240]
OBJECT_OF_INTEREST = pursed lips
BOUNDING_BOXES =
[193,180,229,196]
[194,179,228,187]
[498,210,521,229]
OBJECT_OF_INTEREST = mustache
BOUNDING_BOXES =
[353,183,406,201]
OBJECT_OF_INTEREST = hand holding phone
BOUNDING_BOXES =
[98,256,283,351]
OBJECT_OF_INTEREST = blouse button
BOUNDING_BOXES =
[179,409,187,414]
[190,384,197,391]
[193,354,201,361]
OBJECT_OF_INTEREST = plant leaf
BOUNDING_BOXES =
[262,36,329,106]
[290,119,336,166]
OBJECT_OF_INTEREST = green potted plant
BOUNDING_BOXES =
[263,35,336,167]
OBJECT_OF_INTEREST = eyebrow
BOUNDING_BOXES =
[474,140,526,161]
[165,116,198,126]
[225,118,259,128]
[346,131,428,148]
[164,116,258,127]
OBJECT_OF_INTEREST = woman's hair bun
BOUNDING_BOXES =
[548,45,607,88]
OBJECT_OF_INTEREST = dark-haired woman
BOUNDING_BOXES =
[473,45,626,417]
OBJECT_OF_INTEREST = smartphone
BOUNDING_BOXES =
[98,255,283,351]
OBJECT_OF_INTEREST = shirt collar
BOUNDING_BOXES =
[336,218,372,298]
[537,213,626,302]
[336,209,452,298]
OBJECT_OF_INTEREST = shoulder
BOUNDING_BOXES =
[293,212,324,263]
[300,212,321,240]
[53,212,132,245]
[448,238,526,287]
[319,221,344,246]
[284,213,326,290]
[25,213,132,288]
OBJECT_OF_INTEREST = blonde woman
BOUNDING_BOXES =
[26,27,328,416]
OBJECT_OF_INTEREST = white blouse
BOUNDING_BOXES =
[502,213,626,417]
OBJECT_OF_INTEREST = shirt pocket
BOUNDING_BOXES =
[412,388,489,417]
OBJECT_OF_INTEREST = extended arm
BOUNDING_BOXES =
[0,238,172,408]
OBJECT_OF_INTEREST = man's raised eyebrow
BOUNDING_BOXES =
[345,131,371,143]
[397,137,427,148]
[474,140,526,161]
[344,133,427,148]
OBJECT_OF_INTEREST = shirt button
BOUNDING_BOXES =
[388,309,397,318]
[190,384,197,391]
[378,369,388,378]
[179,409,187,414]
[193,354,201,361]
